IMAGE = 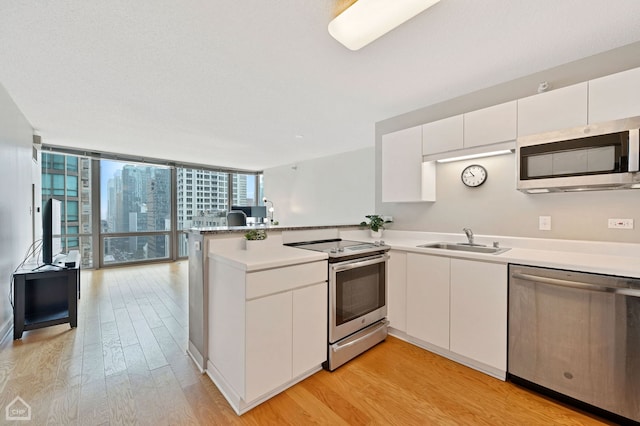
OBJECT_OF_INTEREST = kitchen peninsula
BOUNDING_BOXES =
[186,225,358,371]
[187,224,358,414]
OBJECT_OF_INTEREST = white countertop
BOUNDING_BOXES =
[206,229,639,278]
[190,223,357,235]
[340,230,640,279]
[208,238,328,272]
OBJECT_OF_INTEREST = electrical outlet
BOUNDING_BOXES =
[382,216,393,222]
[608,218,634,229]
[539,216,551,231]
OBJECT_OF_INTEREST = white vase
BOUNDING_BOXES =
[370,229,383,239]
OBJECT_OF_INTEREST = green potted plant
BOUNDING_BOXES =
[243,229,267,250]
[360,215,392,238]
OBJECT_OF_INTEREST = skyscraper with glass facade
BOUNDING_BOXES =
[41,152,92,266]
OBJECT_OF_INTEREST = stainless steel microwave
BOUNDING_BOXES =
[517,116,640,193]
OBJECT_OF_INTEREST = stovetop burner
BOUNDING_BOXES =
[286,239,390,260]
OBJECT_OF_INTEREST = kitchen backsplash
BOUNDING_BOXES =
[378,154,640,243]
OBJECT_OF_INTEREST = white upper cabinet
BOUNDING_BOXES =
[381,126,435,202]
[422,114,463,155]
[517,83,588,136]
[422,103,515,158]
[589,66,640,123]
[464,100,517,148]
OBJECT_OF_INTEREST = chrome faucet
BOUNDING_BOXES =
[463,228,474,245]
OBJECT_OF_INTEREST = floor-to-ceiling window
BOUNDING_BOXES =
[42,150,263,268]
[100,160,172,265]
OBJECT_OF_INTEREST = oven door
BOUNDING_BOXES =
[329,254,388,343]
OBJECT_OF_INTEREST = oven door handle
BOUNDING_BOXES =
[330,254,389,273]
[332,320,389,350]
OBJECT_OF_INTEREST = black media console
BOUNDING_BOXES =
[12,250,80,339]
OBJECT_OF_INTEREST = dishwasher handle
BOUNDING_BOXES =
[511,272,640,298]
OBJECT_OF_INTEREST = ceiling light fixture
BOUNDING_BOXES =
[328,0,441,51]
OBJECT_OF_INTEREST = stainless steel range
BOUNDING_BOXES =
[286,239,390,370]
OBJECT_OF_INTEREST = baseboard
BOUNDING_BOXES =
[0,318,13,345]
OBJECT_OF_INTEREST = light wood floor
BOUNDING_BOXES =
[0,261,613,425]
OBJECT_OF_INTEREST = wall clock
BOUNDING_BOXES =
[461,164,487,187]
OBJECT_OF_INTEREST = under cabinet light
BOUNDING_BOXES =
[436,150,513,163]
[328,0,441,51]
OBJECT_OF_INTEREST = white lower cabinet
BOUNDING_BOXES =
[245,281,327,402]
[245,281,327,403]
[246,292,293,402]
[400,252,507,378]
[292,282,328,377]
[449,259,507,372]
[406,253,450,350]
[208,258,327,414]
[387,250,407,332]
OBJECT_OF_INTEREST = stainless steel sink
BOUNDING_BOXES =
[417,242,510,255]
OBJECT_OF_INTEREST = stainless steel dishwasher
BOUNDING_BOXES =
[508,264,640,424]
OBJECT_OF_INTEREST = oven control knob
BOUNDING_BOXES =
[330,248,338,253]
[379,240,385,246]
[338,247,345,252]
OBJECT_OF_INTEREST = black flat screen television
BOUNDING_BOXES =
[42,198,62,264]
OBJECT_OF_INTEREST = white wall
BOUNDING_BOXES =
[0,83,34,340]
[263,148,374,226]
[381,153,640,242]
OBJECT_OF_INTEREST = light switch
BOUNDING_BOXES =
[539,216,551,231]
[194,241,201,251]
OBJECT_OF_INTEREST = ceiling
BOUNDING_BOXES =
[2,1,640,171]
